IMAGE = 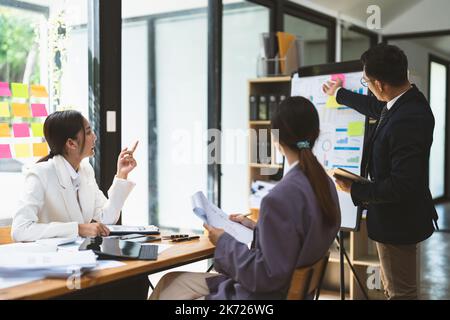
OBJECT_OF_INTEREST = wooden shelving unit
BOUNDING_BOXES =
[247,77,290,221]
[247,76,388,300]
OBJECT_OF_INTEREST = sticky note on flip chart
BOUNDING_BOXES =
[0,82,11,97]
[331,74,346,87]
[12,123,30,138]
[12,103,31,117]
[11,83,29,99]
[33,142,48,157]
[0,144,12,159]
[348,121,365,137]
[31,123,44,137]
[326,96,341,109]
[31,104,48,117]
[30,85,49,98]
[0,123,11,137]
[0,102,10,117]
[14,144,31,158]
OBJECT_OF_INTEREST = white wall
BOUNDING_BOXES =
[221,5,270,215]
[383,0,450,34]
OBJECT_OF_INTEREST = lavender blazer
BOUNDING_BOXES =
[206,166,341,300]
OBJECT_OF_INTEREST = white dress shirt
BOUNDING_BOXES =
[11,155,135,241]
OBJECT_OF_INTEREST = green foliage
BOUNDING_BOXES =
[0,8,40,83]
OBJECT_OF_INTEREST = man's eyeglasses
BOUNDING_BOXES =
[360,77,373,87]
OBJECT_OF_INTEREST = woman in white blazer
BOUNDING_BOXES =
[11,110,137,242]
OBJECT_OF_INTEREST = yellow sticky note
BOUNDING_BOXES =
[348,121,365,137]
[31,123,44,137]
[0,123,10,137]
[326,96,341,109]
[33,142,48,157]
[12,103,31,117]
[30,85,49,98]
[11,83,29,99]
[14,144,31,158]
[0,102,10,117]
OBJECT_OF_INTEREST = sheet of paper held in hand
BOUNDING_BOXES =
[191,191,253,245]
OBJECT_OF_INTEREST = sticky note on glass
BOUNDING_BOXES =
[14,144,31,158]
[0,101,10,117]
[0,82,11,97]
[31,123,44,137]
[30,85,49,98]
[348,121,365,137]
[331,74,346,87]
[11,83,29,99]
[0,123,11,137]
[0,144,12,159]
[31,104,48,117]
[12,123,30,137]
[12,103,31,117]
[33,142,48,157]
[326,96,341,109]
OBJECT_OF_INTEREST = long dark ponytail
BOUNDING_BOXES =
[271,96,339,226]
[37,110,86,163]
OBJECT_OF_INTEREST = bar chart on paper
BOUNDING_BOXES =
[291,69,368,230]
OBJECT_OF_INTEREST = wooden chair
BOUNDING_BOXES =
[0,226,13,245]
[286,252,329,300]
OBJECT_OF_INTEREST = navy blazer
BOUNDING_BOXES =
[337,85,438,244]
[206,166,340,300]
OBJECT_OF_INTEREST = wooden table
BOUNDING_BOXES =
[0,227,215,300]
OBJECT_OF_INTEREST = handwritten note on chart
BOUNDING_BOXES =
[326,96,342,109]
[348,121,365,137]
[331,73,346,87]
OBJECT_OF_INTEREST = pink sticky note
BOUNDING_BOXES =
[31,104,48,117]
[0,82,11,97]
[0,144,12,159]
[331,74,346,87]
[12,123,30,138]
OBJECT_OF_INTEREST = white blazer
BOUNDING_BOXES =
[11,155,135,242]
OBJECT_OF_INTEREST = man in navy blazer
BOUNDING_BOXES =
[324,44,438,300]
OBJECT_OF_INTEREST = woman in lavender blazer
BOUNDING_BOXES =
[150,96,341,300]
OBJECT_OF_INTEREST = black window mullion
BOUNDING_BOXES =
[88,0,122,204]
[207,0,222,206]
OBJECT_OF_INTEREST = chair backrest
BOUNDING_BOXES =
[286,252,330,300]
[0,226,13,245]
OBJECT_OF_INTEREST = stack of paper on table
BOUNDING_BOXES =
[191,191,253,245]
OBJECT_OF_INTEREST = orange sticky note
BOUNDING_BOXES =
[0,123,10,137]
[30,85,49,98]
[12,103,31,117]
[14,144,31,158]
[33,142,48,157]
